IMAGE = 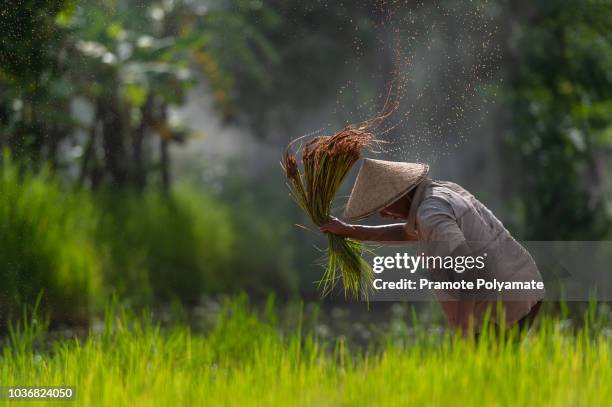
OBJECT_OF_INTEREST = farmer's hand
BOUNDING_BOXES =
[319,217,354,237]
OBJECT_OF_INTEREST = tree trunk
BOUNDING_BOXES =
[159,104,170,194]
[78,126,97,187]
[133,96,153,189]
[98,95,128,186]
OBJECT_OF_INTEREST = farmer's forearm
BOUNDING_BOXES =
[340,223,416,242]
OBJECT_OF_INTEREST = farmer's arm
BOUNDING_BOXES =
[319,217,417,241]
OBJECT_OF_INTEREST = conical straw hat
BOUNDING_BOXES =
[343,159,429,221]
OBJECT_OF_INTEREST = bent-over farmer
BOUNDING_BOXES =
[320,159,544,335]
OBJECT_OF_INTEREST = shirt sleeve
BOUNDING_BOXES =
[417,197,466,254]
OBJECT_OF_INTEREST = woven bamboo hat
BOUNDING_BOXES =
[343,159,429,221]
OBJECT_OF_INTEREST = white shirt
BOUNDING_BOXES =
[406,179,545,326]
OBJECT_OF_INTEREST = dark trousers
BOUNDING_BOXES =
[515,300,543,332]
[475,300,543,341]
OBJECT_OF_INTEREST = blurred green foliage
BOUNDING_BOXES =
[1,0,611,320]
[214,166,305,296]
[0,154,301,324]
[0,0,378,187]
[506,0,612,239]
[0,152,101,323]
[1,1,363,319]
[95,186,236,303]
[0,0,73,81]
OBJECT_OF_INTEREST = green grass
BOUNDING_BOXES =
[0,153,101,321]
[0,153,299,322]
[0,153,236,318]
[95,185,236,303]
[1,298,609,406]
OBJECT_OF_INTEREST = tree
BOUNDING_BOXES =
[0,0,75,163]
[506,0,612,239]
[1,0,382,189]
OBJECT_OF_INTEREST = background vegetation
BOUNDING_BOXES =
[0,2,610,405]
[0,298,609,406]
[506,0,612,239]
[0,0,610,323]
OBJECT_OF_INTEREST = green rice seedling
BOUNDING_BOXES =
[282,123,379,299]
[0,299,610,406]
[0,152,102,323]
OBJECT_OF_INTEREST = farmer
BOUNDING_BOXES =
[320,159,544,335]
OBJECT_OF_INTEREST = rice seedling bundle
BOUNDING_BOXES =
[282,123,376,299]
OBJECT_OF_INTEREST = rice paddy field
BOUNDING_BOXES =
[1,298,610,406]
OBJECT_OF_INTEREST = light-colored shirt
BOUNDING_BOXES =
[405,179,544,326]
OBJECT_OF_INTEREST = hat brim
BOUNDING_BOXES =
[344,171,428,221]
[343,161,429,221]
